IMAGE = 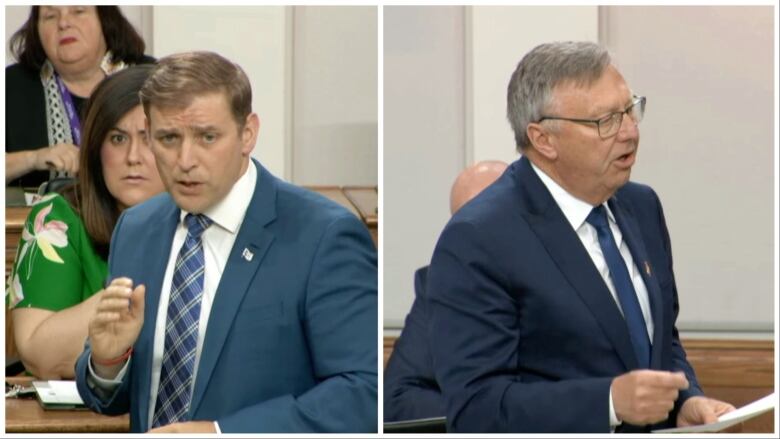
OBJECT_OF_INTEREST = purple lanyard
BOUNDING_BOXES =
[55,74,82,146]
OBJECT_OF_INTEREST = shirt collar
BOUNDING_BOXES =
[179,159,257,234]
[529,160,616,230]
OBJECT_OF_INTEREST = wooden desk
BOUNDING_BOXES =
[343,187,378,244]
[310,186,362,218]
[309,186,378,246]
[5,376,130,433]
[684,339,775,433]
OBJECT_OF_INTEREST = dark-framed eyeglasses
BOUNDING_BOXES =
[538,95,646,139]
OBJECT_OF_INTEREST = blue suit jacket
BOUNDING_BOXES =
[427,156,702,432]
[384,266,445,421]
[76,160,377,432]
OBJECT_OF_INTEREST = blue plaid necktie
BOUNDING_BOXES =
[152,213,212,427]
[586,205,651,369]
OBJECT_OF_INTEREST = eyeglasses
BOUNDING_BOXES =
[538,95,646,139]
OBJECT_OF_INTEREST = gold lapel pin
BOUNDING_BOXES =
[644,261,651,276]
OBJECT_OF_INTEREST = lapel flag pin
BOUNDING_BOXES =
[242,248,254,262]
[644,261,651,276]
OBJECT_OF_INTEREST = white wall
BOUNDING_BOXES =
[467,6,598,165]
[603,5,775,331]
[384,6,466,326]
[291,6,377,186]
[151,6,291,179]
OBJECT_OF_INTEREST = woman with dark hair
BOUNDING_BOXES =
[6,65,165,379]
[5,5,152,188]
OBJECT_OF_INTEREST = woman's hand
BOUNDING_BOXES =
[33,143,80,174]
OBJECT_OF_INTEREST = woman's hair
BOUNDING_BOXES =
[63,64,155,258]
[9,6,146,72]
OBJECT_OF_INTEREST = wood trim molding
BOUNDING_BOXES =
[682,339,774,388]
[384,336,775,388]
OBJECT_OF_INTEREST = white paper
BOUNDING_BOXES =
[32,380,85,405]
[24,192,37,206]
[653,392,775,433]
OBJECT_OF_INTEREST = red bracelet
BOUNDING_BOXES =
[93,346,133,366]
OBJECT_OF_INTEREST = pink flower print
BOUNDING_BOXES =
[19,203,69,279]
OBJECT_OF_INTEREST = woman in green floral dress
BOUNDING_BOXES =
[6,65,165,378]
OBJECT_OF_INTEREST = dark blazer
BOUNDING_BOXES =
[427,156,702,432]
[384,266,445,421]
[5,63,77,188]
[76,160,378,432]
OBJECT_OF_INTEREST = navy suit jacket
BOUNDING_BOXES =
[384,266,445,421]
[427,156,702,432]
[76,160,378,433]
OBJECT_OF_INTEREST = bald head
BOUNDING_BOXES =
[450,160,508,214]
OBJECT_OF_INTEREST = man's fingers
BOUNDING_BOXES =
[131,284,146,316]
[701,407,719,424]
[669,371,689,389]
[715,403,736,416]
[646,370,688,389]
[658,388,680,402]
[707,399,735,420]
[101,285,133,300]
[109,277,134,288]
[92,311,122,324]
[96,298,132,313]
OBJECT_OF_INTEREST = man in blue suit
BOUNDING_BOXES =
[384,160,506,422]
[75,51,377,433]
[427,41,734,432]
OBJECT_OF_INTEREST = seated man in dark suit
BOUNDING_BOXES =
[427,41,735,432]
[384,160,507,422]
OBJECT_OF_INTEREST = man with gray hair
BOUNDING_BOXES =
[427,41,734,432]
[74,51,377,433]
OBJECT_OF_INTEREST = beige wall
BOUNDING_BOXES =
[292,6,377,185]
[603,5,774,331]
[384,5,467,327]
[467,6,599,165]
[150,6,290,178]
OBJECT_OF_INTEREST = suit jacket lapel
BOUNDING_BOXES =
[609,196,665,369]
[516,157,638,371]
[135,198,180,431]
[189,160,277,415]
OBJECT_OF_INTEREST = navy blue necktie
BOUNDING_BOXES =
[153,214,212,427]
[586,205,651,369]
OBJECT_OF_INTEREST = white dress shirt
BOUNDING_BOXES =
[89,162,257,432]
[530,161,654,428]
